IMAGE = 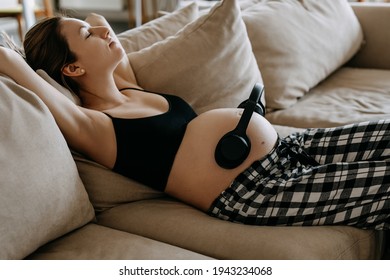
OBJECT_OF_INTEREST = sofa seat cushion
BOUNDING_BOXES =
[27,223,210,260]
[96,198,378,260]
[266,67,390,128]
[0,75,95,259]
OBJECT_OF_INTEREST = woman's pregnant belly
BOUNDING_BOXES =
[166,108,278,211]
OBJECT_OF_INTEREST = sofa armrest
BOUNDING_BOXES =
[349,3,390,69]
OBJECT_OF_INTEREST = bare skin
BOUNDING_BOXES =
[0,15,278,212]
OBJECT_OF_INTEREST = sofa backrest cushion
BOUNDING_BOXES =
[349,3,390,70]
[0,75,95,259]
[242,0,363,110]
[118,3,199,53]
[266,67,390,128]
[128,0,263,114]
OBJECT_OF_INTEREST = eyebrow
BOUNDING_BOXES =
[79,26,87,33]
[78,25,91,37]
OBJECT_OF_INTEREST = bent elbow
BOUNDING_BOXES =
[0,47,23,76]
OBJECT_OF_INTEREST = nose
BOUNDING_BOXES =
[91,26,110,39]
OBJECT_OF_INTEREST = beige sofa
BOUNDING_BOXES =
[1,0,389,260]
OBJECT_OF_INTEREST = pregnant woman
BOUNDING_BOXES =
[1,14,389,230]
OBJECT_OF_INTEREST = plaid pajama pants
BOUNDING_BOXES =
[208,120,390,230]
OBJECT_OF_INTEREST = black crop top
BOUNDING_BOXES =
[105,88,197,191]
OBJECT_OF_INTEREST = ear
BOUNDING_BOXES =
[62,64,85,77]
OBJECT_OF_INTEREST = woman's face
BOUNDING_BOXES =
[59,18,124,74]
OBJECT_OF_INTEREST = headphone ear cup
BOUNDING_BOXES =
[215,83,263,169]
[215,132,251,169]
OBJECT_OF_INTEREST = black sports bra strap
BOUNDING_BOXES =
[119,87,167,96]
[102,88,143,118]
[119,87,145,92]
[103,112,113,119]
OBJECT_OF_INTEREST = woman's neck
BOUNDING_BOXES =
[77,58,140,111]
[78,75,127,111]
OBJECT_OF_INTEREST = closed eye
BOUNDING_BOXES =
[80,25,92,39]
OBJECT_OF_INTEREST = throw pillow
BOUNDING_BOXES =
[242,0,363,109]
[0,75,95,259]
[128,0,263,113]
[118,3,199,53]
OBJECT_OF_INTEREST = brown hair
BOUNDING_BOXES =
[23,16,80,95]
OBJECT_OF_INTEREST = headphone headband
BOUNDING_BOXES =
[235,84,264,135]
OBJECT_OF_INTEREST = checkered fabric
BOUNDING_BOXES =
[208,120,390,230]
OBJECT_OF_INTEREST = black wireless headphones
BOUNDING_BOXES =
[214,83,265,169]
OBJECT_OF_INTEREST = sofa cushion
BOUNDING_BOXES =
[118,3,199,53]
[266,67,390,128]
[0,75,95,259]
[128,0,262,114]
[97,198,377,260]
[349,3,390,70]
[73,153,165,213]
[27,223,210,260]
[242,0,363,110]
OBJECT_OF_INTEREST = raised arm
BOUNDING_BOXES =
[0,47,101,156]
